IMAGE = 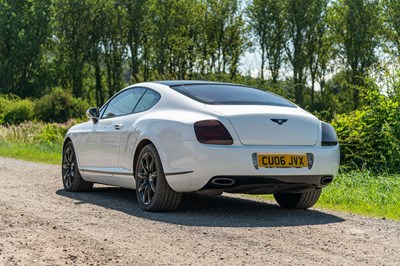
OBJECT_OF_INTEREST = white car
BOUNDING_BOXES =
[62,81,340,212]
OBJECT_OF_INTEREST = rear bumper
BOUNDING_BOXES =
[202,175,333,194]
[158,140,340,193]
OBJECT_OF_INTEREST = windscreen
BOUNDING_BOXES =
[171,84,295,107]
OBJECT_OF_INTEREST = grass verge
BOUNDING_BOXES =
[317,172,399,220]
[0,141,61,165]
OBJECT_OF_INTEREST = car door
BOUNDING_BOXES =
[116,89,161,174]
[78,87,147,175]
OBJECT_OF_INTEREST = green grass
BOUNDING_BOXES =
[0,141,61,165]
[316,172,400,220]
[0,139,399,221]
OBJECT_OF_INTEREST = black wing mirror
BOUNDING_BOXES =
[86,107,100,123]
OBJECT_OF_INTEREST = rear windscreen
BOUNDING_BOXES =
[171,84,296,107]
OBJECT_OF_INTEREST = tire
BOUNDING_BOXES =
[135,144,182,212]
[273,189,322,209]
[62,142,93,192]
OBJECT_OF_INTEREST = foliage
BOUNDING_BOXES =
[332,81,400,172]
[329,0,382,109]
[277,0,330,107]
[0,0,392,114]
[34,88,89,123]
[2,99,35,125]
[0,95,34,125]
[317,171,400,220]
[247,0,285,82]
[382,0,400,60]
[0,120,78,164]
[0,0,52,97]
[0,120,76,145]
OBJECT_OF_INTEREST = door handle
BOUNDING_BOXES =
[114,124,124,130]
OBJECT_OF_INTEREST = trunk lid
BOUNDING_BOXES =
[206,105,320,146]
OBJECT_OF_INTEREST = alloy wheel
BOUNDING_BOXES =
[62,146,75,189]
[137,152,157,205]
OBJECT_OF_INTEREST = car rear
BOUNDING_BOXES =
[160,82,339,197]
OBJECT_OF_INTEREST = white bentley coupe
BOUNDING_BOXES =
[62,81,340,212]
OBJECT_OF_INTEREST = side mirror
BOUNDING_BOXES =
[86,107,100,123]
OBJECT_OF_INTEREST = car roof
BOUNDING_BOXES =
[153,80,232,87]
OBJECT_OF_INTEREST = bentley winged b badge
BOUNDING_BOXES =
[271,119,288,125]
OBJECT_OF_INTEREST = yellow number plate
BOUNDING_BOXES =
[257,154,308,168]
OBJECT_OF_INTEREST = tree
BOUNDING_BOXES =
[102,1,126,99]
[0,0,52,97]
[121,0,147,83]
[203,0,246,79]
[86,0,107,106]
[330,0,382,109]
[305,0,329,110]
[283,0,314,106]
[53,0,93,98]
[383,0,400,65]
[247,0,285,83]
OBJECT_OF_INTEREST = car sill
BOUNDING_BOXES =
[164,171,194,176]
[80,168,133,176]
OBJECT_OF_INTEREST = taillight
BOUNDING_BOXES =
[321,122,338,146]
[194,120,233,145]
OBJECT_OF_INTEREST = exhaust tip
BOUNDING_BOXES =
[321,176,333,185]
[211,178,235,187]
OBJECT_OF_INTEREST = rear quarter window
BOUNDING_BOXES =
[134,89,161,113]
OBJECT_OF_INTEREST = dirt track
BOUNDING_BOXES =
[0,157,399,265]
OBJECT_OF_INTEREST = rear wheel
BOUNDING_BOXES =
[62,142,93,192]
[273,189,321,209]
[135,144,182,212]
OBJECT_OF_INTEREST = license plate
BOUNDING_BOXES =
[257,154,308,168]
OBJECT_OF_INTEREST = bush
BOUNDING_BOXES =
[0,95,35,125]
[2,99,35,125]
[35,123,69,145]
[332,88,400,173]
[0,96,11,115]
[0,120,77,145]
[35,88,89,122]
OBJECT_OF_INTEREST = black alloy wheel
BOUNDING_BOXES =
[62,145,75,190]
[135,144,182,212]
[136,151,157,205]
[62,142,93,192]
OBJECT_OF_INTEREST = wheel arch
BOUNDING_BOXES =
[62,137,72,151]
[133,139,154,178]
[62,136,83,170]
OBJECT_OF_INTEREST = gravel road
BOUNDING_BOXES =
[0,157,399,265]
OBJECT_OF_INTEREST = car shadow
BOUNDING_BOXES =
[56,186,345,228]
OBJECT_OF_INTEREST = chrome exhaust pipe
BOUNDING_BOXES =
[211,178,235,187]
[321,176,333,185]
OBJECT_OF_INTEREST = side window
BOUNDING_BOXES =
[134,89,161,113]
[102,88,146,118]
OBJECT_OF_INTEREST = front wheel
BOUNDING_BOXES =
[62,142,93,192]
[135,144,182,212]
[273,189,321,209]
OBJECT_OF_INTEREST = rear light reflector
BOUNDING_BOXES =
[194,120,233,145]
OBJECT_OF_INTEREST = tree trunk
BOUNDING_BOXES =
[260,43,265,80]
[94,57,103,106]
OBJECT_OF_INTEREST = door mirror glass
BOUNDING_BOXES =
[86,107,100,122]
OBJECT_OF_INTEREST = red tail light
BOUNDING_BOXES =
[194,120,233,145]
